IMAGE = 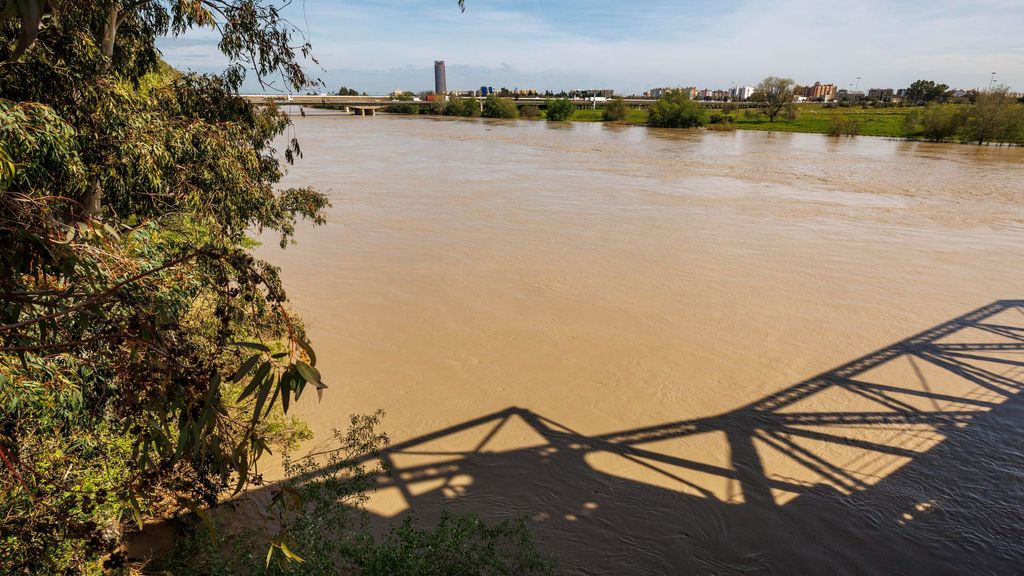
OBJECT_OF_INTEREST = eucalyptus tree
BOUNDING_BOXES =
[0,1,335,571]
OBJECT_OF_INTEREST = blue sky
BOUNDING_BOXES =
[159,0,1024,94]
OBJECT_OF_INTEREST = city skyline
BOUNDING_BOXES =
[158,0,1024,94]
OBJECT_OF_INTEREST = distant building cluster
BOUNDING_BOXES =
[403,60,1022,105]
[795,82,836,102]
[645,85,753,101]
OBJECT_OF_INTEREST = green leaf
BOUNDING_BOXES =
[231,341,271,353]
[230,354,262,383]
[128,494,144,530]
[280,373,291,413]
[251,371,275,424]
[237,361,271,402]
[295,360,322,387]
[296,336,317,365]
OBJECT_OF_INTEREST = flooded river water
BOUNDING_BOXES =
[255,110,1024,575]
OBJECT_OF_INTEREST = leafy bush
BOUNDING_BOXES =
[706,112,736,131]
[827,113,860,137]
[602,97,629,121]
[384,102,420,114]
[481,95,519,119]
[519,105,541,119]
[902,105,964,141]
[647,90,707,128]
[444,97,481,117]
[544,98,575,121]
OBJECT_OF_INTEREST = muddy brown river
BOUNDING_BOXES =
[255,110,1024,575]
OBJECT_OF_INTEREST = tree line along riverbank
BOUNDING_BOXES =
[366,87,1024,145]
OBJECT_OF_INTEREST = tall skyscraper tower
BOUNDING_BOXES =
[434,60,447,96]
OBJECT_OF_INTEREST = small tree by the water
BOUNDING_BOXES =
[482,95,520,119]
[751,77,796,122]
[647,90,707,128]
[961,87,1024,145]
[902,105,964,141]
[603,96,629,121]
[827,113,860,137]
[545,98,575,121]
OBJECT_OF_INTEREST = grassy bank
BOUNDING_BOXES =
[384,102,1019,143]
[734,104,911,137]
[566,104,913,137]
[568,108,648,124]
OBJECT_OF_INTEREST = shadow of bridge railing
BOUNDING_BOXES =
[296,300,1024,575]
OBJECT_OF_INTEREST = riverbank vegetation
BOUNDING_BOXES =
[544,98,575,121]
[602,97,630,122]
[481,95,520,119]
[647,90,708,128]
[0,2,550,574]
[377,75,1023,145]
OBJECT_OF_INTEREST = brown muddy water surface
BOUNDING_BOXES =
[255,110,1024,575]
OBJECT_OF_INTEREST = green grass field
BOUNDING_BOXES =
[733,104,912,137]
[568,108,648,124]
[563,104,915,137]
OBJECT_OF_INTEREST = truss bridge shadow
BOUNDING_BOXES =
[304,300,1024,575]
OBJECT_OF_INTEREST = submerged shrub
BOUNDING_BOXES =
[481,95,519,119]
[902,105,963,141]
[519,105,541,119]
[544,98,575,121]
[648,91,707,128]
[384,102,420,114]
[443,97,481,117]
[602,96,629,121]
[827,113,860,136]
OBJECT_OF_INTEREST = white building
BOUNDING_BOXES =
[730,85,755,101]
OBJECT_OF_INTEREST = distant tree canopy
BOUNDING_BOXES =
[906,80,950,104]
[337,86,360,95]
[751,77,796,122]
[544,98,575,121]
[647,90,707,128]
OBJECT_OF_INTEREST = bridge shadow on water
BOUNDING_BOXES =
[297,300,1024,575]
